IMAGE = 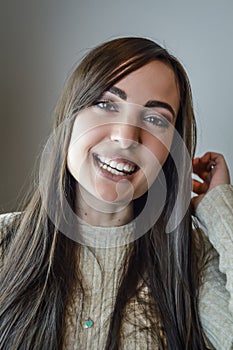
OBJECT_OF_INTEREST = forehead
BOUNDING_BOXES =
[115,61,180,116]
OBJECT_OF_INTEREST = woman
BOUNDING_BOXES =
[0,37,232,349]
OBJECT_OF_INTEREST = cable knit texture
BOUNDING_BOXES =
[196,184,233,350]
[0,184,233,349]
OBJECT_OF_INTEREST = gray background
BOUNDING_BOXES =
[1,0,233,212]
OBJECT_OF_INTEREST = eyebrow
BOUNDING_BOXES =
[108,86,127,100]
[108,86,176,120]
[144,101,175,119]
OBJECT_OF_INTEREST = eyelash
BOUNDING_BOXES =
[143,114,170,129]
[94,100,170,129]
[94,100,119,112]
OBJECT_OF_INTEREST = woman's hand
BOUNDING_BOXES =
[192,152,230,209]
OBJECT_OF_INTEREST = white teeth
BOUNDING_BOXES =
[105,165,125,176]
[96,154,136,175]
[99,156,110,165]
[123,164,131,172]
[109,160,117,168]
[116,163,124,171]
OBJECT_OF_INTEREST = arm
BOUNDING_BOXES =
[193,153,233,349]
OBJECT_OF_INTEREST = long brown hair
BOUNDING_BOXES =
[0,37,207,349]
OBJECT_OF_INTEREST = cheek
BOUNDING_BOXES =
[66,145,82,181]
[143,133,173,166]
[140,133,173,190]
[69,111,112,148]
[67,127,109,178]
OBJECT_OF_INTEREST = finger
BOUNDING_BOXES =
[192,162,212,182]
[192,179,209,195]
[196,152,230,183]
[193,153,221,176]
[192,157,208,174]
[192,170,210,182]
[196,152,227,170]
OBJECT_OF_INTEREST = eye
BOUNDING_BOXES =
[143,113,170,129]
[95,100,119,112]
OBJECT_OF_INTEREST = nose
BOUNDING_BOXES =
[110,123,140,149]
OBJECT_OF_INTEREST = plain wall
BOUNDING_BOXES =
[1,0,233,212]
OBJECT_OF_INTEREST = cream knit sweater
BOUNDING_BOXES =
[1,184,233,349]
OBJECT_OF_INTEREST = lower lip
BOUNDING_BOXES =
[93,155,139,183]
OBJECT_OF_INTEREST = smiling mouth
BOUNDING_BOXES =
[94,154,139,177]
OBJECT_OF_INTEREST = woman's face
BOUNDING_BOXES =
[67,60,180,207]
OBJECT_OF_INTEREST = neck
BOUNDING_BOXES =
[75,185,134,227]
